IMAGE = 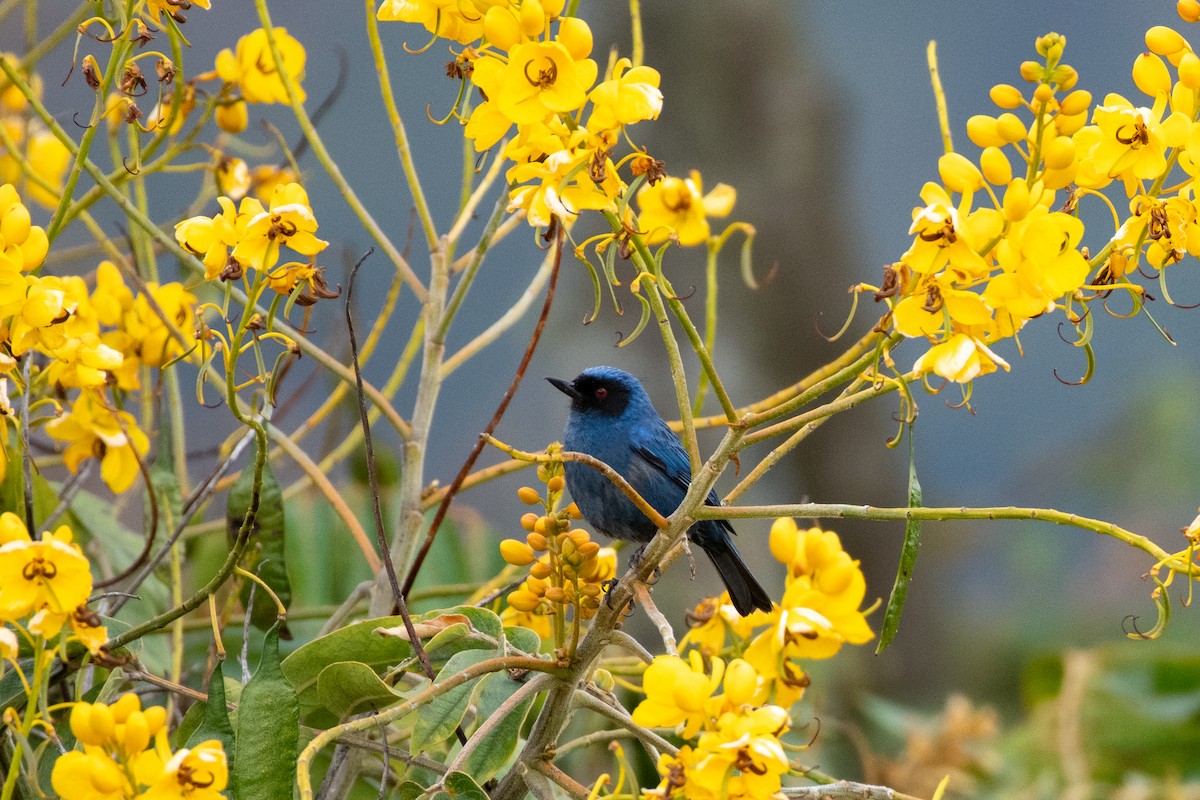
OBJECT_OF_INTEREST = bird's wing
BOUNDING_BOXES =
[630,419,736,535]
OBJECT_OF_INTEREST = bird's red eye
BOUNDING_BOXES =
[595,387,607,400]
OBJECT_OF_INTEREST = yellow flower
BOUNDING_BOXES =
[631,652,724,738]
[124,282,197,368]
[45,391,150,494]
[51,751,131,800]
[139,740,228,800]
[174,199,236,279]
[495,37,598,126]
[646,704,791,800]
[912,333,1010,383]
[900,182,990,275]
[232,182,327,272]
[215,156,251,200]
[215,28,307,105]
[0,521,93,627]
[636,170,736,246]
[680,592,772,658]
[507,145,621,227]
[377,0,488,45]
[1085,92,1189,188]
[587,58,663,131]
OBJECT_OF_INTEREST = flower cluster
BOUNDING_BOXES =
[499,449,617,645]
[631,520,873,799]
[1,184,194,492]
[380,0,738,247]
[634,653,792,800]
[0,512,107,657]
[683,519,874,709]
[175,181,336,304]
[52,693,228,800]
[874,15,1200,384]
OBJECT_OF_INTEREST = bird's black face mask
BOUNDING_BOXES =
[548,375,631,417]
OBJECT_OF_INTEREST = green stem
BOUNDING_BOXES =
[693,502,1191,572]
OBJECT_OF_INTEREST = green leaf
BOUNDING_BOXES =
[460,672,535,782]
[185,660,237,769]
[233,623,299,800]
[281,615,414,712]
[316,661,402,718]
[436,771,490,800]
[877,421,922,654]
[503,625,541,655]
[228,456,292,639]
[409,649,493,753]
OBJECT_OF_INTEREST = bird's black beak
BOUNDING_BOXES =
[547,376,581,400]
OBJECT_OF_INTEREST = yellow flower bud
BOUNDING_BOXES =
[577,540,600,559]
[519,0,545,37]
[966,115,1004,147]
[142,705,167,736]
[484,7,522,50]
[1003,179,1031,221]
[1,201,31,245]
[1051,64,1078,91]
[557,16,593,60]
[507,589,541,612]
[544,586,565,603]
[581,581,601,597]
[1181,0,1200,23]
[938,152,984,193]
[567,529,590,547]
[1180,52,1200,89]
[1054,110,1087,136]
[1032,83,1054,105]
[111,693,140,724]
[768,517,798,565]
[1133,52,1172,97]
[1019,60,1043,82]
[1042,135,1076,170]
[517,486,541,505]
[122,710,150,754]
[1042,162,1077,190]
[70,704,105,746]
[520,512,539,531]
[547,475,565,493]
[565,502,582,519]
[1035,33,1066,61]
[500,538,536,565]
[980,146,1013,185]
[723,659,759,707]
[1058,89,1092,116]
[529,561,552,579]
[989,83,1023,109]
[526,531,548,550]
[995,112,1027,143]
[215,99,248,134]
[1147,25,1187,56]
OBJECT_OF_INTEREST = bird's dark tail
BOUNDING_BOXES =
[698,530,773,616]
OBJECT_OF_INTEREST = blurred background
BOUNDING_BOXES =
[8,0,1200,795]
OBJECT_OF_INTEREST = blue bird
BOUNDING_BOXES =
[548,366,772,616]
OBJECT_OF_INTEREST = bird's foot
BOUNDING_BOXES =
[628,543,662,585]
